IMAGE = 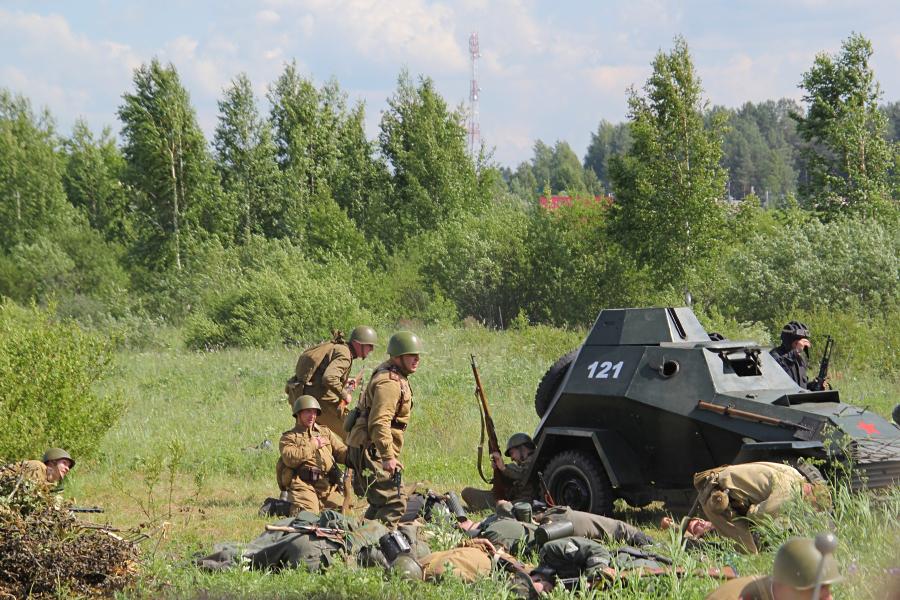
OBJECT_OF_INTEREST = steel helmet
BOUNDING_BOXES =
[42,448,74,468]
[773,536,842,589]
[387,331,424,357]
[349,326,378,346]
[505,432,536,457]
[781,321,810,344]
[292,395,322,416]
[390,554,423,581]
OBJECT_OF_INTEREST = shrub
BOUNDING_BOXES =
[0,301,123,460]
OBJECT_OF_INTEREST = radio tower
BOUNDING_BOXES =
[467,32,481,155]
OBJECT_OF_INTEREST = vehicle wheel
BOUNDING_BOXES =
[534,348,578,417]
[543,449,614,515]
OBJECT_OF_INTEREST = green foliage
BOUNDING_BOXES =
[213,73,284,242]
[118,59,228,271]
[0,89,74,251]
[509,139,604,200]
[584,120,632,191]
[793,33,897,219]
[609,37,728,290]
[183,238,370,348]
[0,301,122,460]
[62,119,131,243]
[375,71,485,248]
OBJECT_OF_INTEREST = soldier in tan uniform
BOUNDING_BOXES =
[346,331,422,525]
[286,326,377,438]
[18,448,75,487]
[706,535,842,600]
[461,432,538,510]
[277,395,348,514]
[694,462,829,553]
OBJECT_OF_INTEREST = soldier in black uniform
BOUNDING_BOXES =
[770,321,823,390]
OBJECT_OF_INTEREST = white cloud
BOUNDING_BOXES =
[256,9,281,24]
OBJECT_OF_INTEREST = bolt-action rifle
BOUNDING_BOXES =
[810,335,834,391]
[68,506,104,513]
[471,354,512,500]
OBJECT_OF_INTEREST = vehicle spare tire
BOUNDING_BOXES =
[534,348,578,417]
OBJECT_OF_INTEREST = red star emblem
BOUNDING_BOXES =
[857,421,880,435]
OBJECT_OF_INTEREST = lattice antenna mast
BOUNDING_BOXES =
[467,32,481,155]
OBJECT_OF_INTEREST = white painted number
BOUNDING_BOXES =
[586,360,625,379]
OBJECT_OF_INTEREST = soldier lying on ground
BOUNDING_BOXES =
[285,326,377,437]
[705,534,842,600]
[16,448,75,488]
[195,509,429,573]
[461,433,538,511]
[277,395,348,514]
[693,462,831,554]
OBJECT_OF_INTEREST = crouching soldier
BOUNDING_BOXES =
[461,432,538,511]
[693,462,830,554]
[277,396,348,514]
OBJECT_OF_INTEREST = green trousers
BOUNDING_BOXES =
[347,445,407,525]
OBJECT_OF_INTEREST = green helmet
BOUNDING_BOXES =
[505,432,535,457]
[292,395,322,416]
[42,448,74,467]
[390,554,423,581]
[773,536,842,589]
[349,325,378,346]
[387,331,424,357]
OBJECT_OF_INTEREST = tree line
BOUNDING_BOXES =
[0,33,897,356]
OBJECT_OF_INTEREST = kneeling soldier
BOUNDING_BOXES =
[277,396,348,514]
[461,432,538,511]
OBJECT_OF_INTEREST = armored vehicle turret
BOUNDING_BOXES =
[530,307,900,515]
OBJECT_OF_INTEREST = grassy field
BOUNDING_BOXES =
[62,323,899,599]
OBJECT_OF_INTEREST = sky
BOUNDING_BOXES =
[2,0,899,167]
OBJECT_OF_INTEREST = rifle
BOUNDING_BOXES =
[68,506,104,513]
[470,354,512,499]
[810,335,834,391]
[265,523,345,538]
[537,471,555,506]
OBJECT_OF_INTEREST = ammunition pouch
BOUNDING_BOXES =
[343,407,360,432]
[298,467,324,483]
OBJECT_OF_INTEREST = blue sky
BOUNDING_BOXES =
[2,0,898,166]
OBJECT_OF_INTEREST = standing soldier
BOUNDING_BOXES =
[461,433,538,510]
[277,395,348,514]
[18,448,75,487]
[346,331,423,525]
[285,326,377,438]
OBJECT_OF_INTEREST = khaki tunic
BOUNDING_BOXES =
[694,462,806,553]
[346,361,412,524]
[705,575,772,600]
[288,342,354,439]
[19,460,49,486]
[420,546,493,582]
[278,423,348,514]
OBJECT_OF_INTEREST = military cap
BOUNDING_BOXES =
[42,448,74,468]
[387,331,424,357]
[773,536,842,589]
[781,321,810,342]
[505,432,536,457]
[349,325,378,346]
[292,395,322,416]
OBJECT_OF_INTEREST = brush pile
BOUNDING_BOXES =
[0,463,138,598]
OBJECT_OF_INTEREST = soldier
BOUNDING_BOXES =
[770,321,823,390]
[286,326,378,438]
[461,432,538,511]
[705,535,842,600]
[346,331,422,525]
[540,506,655,547]
[693,462,829,554]
[19,448,75,487]
[277,396,348,514]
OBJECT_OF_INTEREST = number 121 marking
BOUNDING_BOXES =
[587,360,624,379]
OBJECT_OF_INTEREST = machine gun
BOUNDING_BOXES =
[810,335,834,391]
[68,506,104,513]
[471,354,512,499]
